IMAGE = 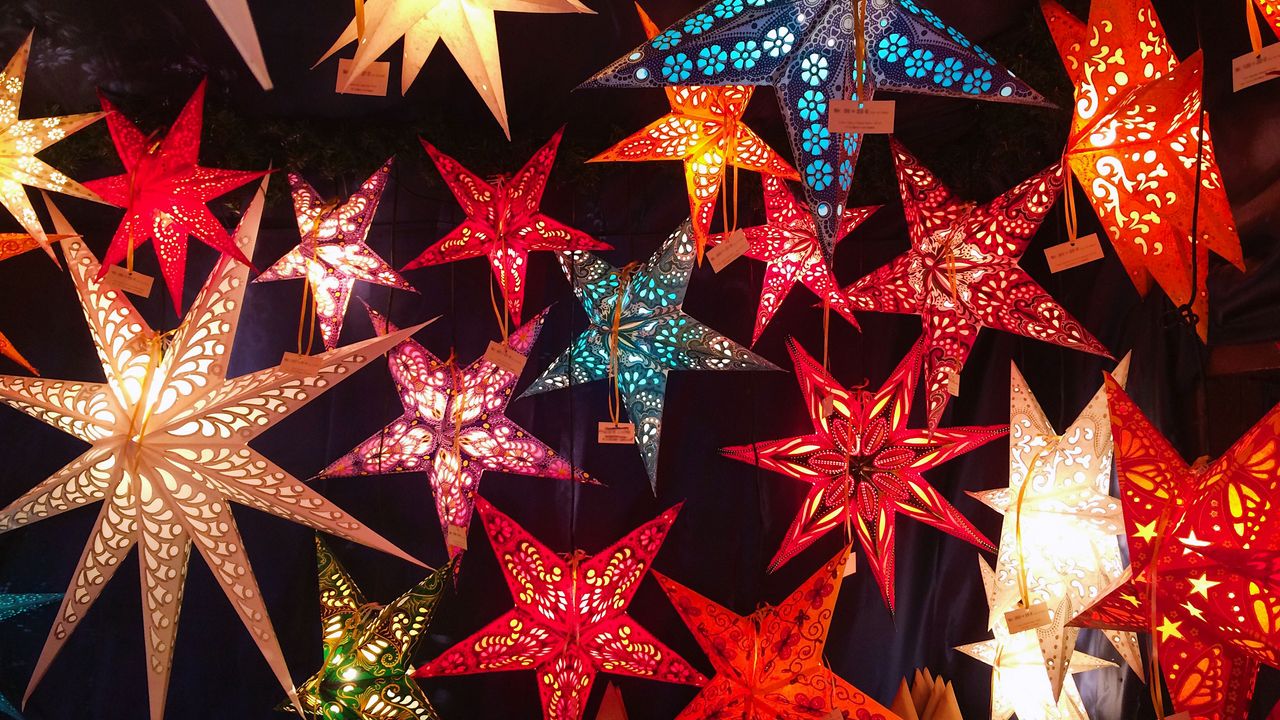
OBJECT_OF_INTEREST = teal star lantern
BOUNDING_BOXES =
[0,593,58,720]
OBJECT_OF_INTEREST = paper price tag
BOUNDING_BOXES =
[1004,602,1051,633]
[1044,233,1104,273]
[598,422,635,444]
[843,551,857,577]
[708,229,749,272]
[336,58,390,96]
[445,525,468,551]
[484,341,527,375]
[280,352,325,376]
[823,710,844,720]
[1163,713,1191,720]
[947,371,961,397]
[820,395,835,416]
[828,100,895,134]
[1232,43,1280,91]
[104,265,154,297]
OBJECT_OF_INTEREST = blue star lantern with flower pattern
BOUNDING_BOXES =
[583,0,1048,256]
[0,592,58,720]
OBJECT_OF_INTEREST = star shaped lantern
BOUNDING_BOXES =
[655,547,898,720]
[0,185,428,720]
[521,220,779,489]
[414,497,707,720]
[0,592,59,720]
[843,140,1109,430]
[1041,0,1243,340]
[316,305,593,560]
[295,538,453,720]
[1257,0,1280,36]
[1070,376,1280,720]
[403,129,611,327]
[583,0,1047,255]
[254,157,415,351]
[722,337,1005,612]
[205,0,272,89]
[706,175,877,344]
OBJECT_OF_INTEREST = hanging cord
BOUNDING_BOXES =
[1175,2,1210,337]
[1062,165,1080,244]
[712,113,743,263]
[822,300,832,371]
[354,0,366,42]
[606,263,642,426]
[1013,444,1057,608]
[1248,0,1265,56]
[488,175,512,342]
[853,0,867,100]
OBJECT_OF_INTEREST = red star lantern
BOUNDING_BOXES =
[415,497,706,720]
[1041,0,1243,340]
[655,547,898,720]
[84,79,266,313]
[1070,376,1280,720]
[843,140,1109,430]
[707,176,877,345]
[1258,0,1280,36]
[722,338,1005,612]
[403,128,610,325]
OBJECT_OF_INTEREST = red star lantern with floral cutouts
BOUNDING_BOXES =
[707,175,877,344]
[655,547,898,720]
[403,128,611,324]
[1041,0,1243,340]
[722,337,1005,612]
[84,79,266,313]
[414,497,706,720]
[843,140,1109,430]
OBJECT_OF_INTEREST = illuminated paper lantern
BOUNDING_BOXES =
[722,337,1004,612]
[254,157,415,350]
[205,0,272,89]
[1257,0,1280,36]
[655,547,898,720]
[0,184,427,720]
[1041,0,1242,340]
[0,593,58,720]
[583,0,1046,256]
[843,140,1109,430]
[415,497,706,720]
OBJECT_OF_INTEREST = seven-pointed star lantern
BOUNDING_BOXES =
[589,3,799,260]
[403,129,611,325]
[83,79,267,314]
[706,175,877,344]
[583,0,1046,256]
[655,547,898,720]
[254,157,415,350]
[721,337,1005,612]
[316,305,593,561]
[843,140,1110,430]
[1040,0,1244,341]
[414,497,707,720]
[316,0,594,138]
[0,592,59,720]
[0,33,102,257]
[1070,376,1280,720]
[295,538,453,720]
[0,185,428,720]
[521,220,779,489]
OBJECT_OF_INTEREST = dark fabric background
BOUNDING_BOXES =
[0,0,1279,718]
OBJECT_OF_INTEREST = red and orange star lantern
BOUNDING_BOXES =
[1041,0,1243,340]
[415,497,706,720]
[721,337,1005,612]
[1255,0,1280,37]
[1071,376,1280,720]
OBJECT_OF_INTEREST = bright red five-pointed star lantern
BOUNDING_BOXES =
[843,139,1109,430]
[722,337,1005,612]
[415,497,706,720]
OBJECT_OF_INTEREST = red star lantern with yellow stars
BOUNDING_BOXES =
[843,140,1109,430]
[721,337,1005,612]
[1254,0,1280,37]
[414,497,706,720]
[1070,376,1280,720]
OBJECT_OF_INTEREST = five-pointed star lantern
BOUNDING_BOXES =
[706,175,877,344]
[205,0,273,89]
[843,140,1110,430]
[414,497,707,720]
[317,305,593,561]
[721,337,1004,612]
[254,157,415,351]
[0,592,59,720]
[583,0,1047,256]
[1070,376,1280,720]
[1041,0,1243,341]
[967,357,1142,701]
[957,557,1115,720]
[0,33,102,257]
[589,3,799,260]
[403,129,611,326]
[83,79,267,314]
[0,185,429,720]
[316,0,593,138]
[295,538,453,720]
[521,220,779,489]
[655,547,898,720]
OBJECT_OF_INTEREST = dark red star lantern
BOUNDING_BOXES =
[84,79,266,312]
[415,497,706,720]
[722,337,1005,612]
[843,140,1109,429]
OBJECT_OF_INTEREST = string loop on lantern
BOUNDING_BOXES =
[1248,0,1265,55]
[606,262,642,426]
